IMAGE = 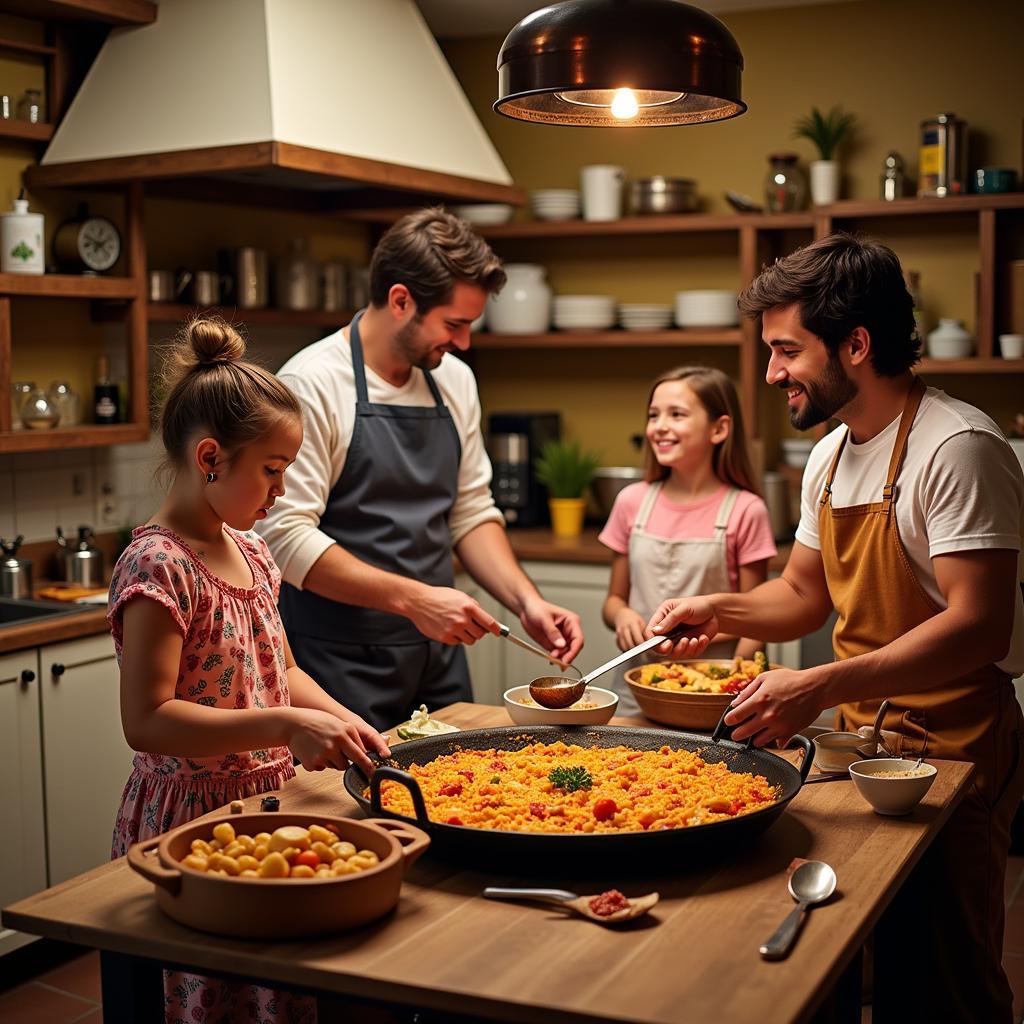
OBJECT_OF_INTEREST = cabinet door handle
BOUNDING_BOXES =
[21,669,35,684]
[51,662,66,678]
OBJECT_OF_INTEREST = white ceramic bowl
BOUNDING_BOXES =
[451,204,514,226]
[674,289,739,328]
[780,438,815,468]
[849,758,937,816]
[812,731,864,772]
[926,335,973,360]
[503,685,618,725]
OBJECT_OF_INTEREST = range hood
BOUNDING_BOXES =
[28,0,521,209]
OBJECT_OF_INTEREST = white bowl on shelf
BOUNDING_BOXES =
[674,290,739,328]
[780,438,815,468]
[451,204,514,226]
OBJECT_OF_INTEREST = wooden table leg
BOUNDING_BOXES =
[100,950,163,1023]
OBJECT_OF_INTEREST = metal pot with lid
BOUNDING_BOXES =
[629,177,699,215]
[1,535,32,599]
[56,526,104,587]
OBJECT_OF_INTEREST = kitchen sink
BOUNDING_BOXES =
[0,597,85,626]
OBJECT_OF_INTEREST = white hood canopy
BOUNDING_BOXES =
[29,0,520,209]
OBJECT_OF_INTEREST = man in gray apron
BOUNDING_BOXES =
[260,209,584,729]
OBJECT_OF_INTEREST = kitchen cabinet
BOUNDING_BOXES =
[38,632,134,886]
[0,648,46,956]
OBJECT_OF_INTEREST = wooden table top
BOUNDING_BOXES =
[4,703,971,1024]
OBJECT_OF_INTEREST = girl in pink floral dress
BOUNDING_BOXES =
[108,317,390,1024]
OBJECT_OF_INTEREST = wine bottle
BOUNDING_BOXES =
[94,355,120,424]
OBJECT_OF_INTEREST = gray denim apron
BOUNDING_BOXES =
[279,310,471,730]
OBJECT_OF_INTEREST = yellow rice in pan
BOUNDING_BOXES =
[371,740,779,834]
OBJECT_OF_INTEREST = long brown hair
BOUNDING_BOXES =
[643,366,760,496]
[159,317,300,475]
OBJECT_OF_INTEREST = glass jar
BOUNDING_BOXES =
[10,380,34,431]
[48,381,80,427]
[20,387,59,430]
[764,153,807,213]
[16,88,43,124]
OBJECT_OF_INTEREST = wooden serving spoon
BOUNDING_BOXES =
[483,886,659,924]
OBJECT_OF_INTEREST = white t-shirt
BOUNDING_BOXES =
[257,326,503,588]
[796,387,1024,676]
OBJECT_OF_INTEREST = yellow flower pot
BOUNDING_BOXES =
[548,497,587,538]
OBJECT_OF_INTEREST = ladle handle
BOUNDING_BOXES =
[759,900,808,960]
[581,625,687,686]
[483,887,576,905]
[497,624,581,678]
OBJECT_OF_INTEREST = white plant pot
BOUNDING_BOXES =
[810,160,840,206]
[486,263,551,334]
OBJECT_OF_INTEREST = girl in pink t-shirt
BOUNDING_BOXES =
[599,366,776,713]
[108,317,389,1024]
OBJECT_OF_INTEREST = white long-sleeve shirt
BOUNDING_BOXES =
[258,326,503,588]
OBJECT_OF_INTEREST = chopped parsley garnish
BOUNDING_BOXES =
[490,775,501,784]
[548,765,593,792]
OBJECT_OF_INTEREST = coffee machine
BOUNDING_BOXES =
[487,412,561,527]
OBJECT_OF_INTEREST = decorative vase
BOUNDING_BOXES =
[926,318,972,360]
[763,153,807,213]
[810,160,840,205]
[548,497,586,537]
[486,263,551,334]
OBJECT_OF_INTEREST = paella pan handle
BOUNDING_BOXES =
[711,707,814,783]
[369,764,431,827]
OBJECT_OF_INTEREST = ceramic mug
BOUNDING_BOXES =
[580,165,625,221]
[999,333,1024,359]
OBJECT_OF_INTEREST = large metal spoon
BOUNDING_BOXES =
[483,887,659,925]
[496,623,582,679]
[759,860,837,960]
[529,627,685,709]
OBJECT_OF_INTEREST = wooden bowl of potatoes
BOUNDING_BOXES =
[127,812,429,938]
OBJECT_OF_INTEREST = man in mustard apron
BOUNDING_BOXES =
[258,209,583,730]
[647,233,1024,1023]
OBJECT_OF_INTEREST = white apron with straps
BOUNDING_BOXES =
[616,482,740,716]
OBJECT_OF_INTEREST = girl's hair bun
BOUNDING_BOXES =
[186,316,246,367]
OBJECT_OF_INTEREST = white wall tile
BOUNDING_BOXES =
[14,503,60,543]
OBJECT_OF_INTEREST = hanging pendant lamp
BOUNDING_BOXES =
[495,0,745,127]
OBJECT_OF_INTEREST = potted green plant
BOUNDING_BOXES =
[533,439,602,537]
[793,105,856,206]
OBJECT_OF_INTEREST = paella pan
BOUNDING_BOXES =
[343,714,811,861]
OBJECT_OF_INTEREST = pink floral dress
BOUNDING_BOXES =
[108,524,315,1024]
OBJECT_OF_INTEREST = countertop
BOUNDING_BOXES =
[4,701,972,1024]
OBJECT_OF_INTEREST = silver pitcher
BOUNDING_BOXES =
[1,535,32,599]
[56,526,104,587]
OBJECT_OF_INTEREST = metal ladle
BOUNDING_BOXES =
[529,627,686,709]
[496,623,582,679]
[759,860,837,960]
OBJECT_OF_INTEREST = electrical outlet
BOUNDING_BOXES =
[98,497,126,529]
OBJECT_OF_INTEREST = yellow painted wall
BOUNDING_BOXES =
[441,0,1024,464]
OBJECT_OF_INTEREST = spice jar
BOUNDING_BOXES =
[16,88,43,124]
[764,153,807,213]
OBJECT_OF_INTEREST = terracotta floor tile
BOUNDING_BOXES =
[1004,952,1024,1023]
[69,1009,102,1023]
[1008,857,1024,904]
[36,951,102,1004]
[1006,897,1024,955]
[0,981,96,1024]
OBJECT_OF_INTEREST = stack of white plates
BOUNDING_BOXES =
[553,294,616,330]
[531,189,581,222]
[618,303,673,331]
[451,204,514,226]
[674,289,739,328]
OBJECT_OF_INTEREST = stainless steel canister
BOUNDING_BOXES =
[322,262,349,311]
[191,270,230,306]
[235,248,268,309]
[918,113,967,198]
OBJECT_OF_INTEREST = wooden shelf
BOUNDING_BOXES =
[471,328,742,349]
[472,212,815,240]
[0,273,139,298]
[143,303,354,328]
[821,194,1024,219]
[918,358,1024,374]
[0,120,53,142]
[0,36,57,57]
[0,0,157,25]
[0,423,148,453]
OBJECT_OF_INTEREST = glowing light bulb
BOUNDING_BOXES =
[610,88,639,121]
